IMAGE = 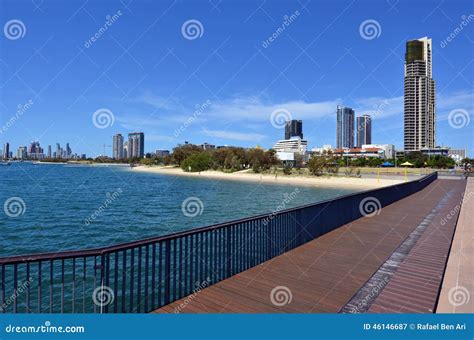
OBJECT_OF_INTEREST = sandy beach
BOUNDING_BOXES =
[132,166,406,189]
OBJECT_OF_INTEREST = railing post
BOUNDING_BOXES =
[164,239,171,305]
[226,228,232,277]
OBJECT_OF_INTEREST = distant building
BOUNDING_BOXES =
[17,146,27,159]
[273,137,308,157]
[356,115,371,147]
[332,144,395,159]
[404,37,436,151]
[448,149,466,162]
[47,145,52,158]
[128,132,144,158]
[199,143,216,150]
[285,120,303,140]
[311,145,333,155]
[420,147,449,157]
[2,143,9,159]
[123,141,128,159]
[28,141,44,159]
[66,143,72,158]
[336,106,355,149]
[113,134,124,159]
[155,149,170,157]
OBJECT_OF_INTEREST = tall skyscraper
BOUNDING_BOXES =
[404,37,436,152]
[128,132,144,158]
[3,142,9,159]
[284,120,303,140]
[113,134,124,159]
[65,143,72,158]
[47,145,52,158]
[336,106,355,148]
[17,146,27,159]
[356,115,372,147]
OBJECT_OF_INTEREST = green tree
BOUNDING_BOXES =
[181,152,212,172]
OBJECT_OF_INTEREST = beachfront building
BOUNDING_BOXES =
[273,136,308,163]
[16,146,27,159]
[113,134,124,160]
[404,37,436,151]
[285,120,303,140]
[336,106,355,149]
[356,115,371,147]
[156,150,170,157]
[448,149,466,163]
[332,144,395,159]
[128,132,145,158]
[311,145,333,155]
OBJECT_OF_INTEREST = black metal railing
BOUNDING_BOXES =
[0,172,438,313]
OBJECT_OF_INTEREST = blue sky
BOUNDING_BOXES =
[0,0,473,157]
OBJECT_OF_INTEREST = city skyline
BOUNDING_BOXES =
[0,1,472,157]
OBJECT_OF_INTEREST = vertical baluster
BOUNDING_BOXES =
[105,253,110,314]
[114,252,118,313]
[38,262,42,313]
[83,257,86,313]
[130,248,134,313]
[184,237,188,295]
[137,247,142,313]
[178,238,182,299]
[26,262,30,313]
[122,251,126,313]
[49,260,53,313]
[145,245,149,312]
[72,258,75,313]
[13,264,18,313]
[164,240,171,305]
[93,257,97,314]
[0,265,4,313]
[61,259,65,313]
[172,239,177,301]
[189,235,194,295]
[151,244,156,309]
[158,243,163,307]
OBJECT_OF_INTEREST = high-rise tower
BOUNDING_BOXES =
[404,37,436,151]
[336,106,355,149]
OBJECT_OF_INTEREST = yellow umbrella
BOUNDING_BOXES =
[400,161,413,166]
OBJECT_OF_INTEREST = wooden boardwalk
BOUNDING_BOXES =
[154,179,466,313]
[437,177,474,313]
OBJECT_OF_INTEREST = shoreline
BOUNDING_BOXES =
[132,166,406,189]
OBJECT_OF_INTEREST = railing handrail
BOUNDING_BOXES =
[0,172,438,265]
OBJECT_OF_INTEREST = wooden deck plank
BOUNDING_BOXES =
[154,179,466,313]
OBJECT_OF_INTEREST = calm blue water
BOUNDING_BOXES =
[0,163,357,257]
